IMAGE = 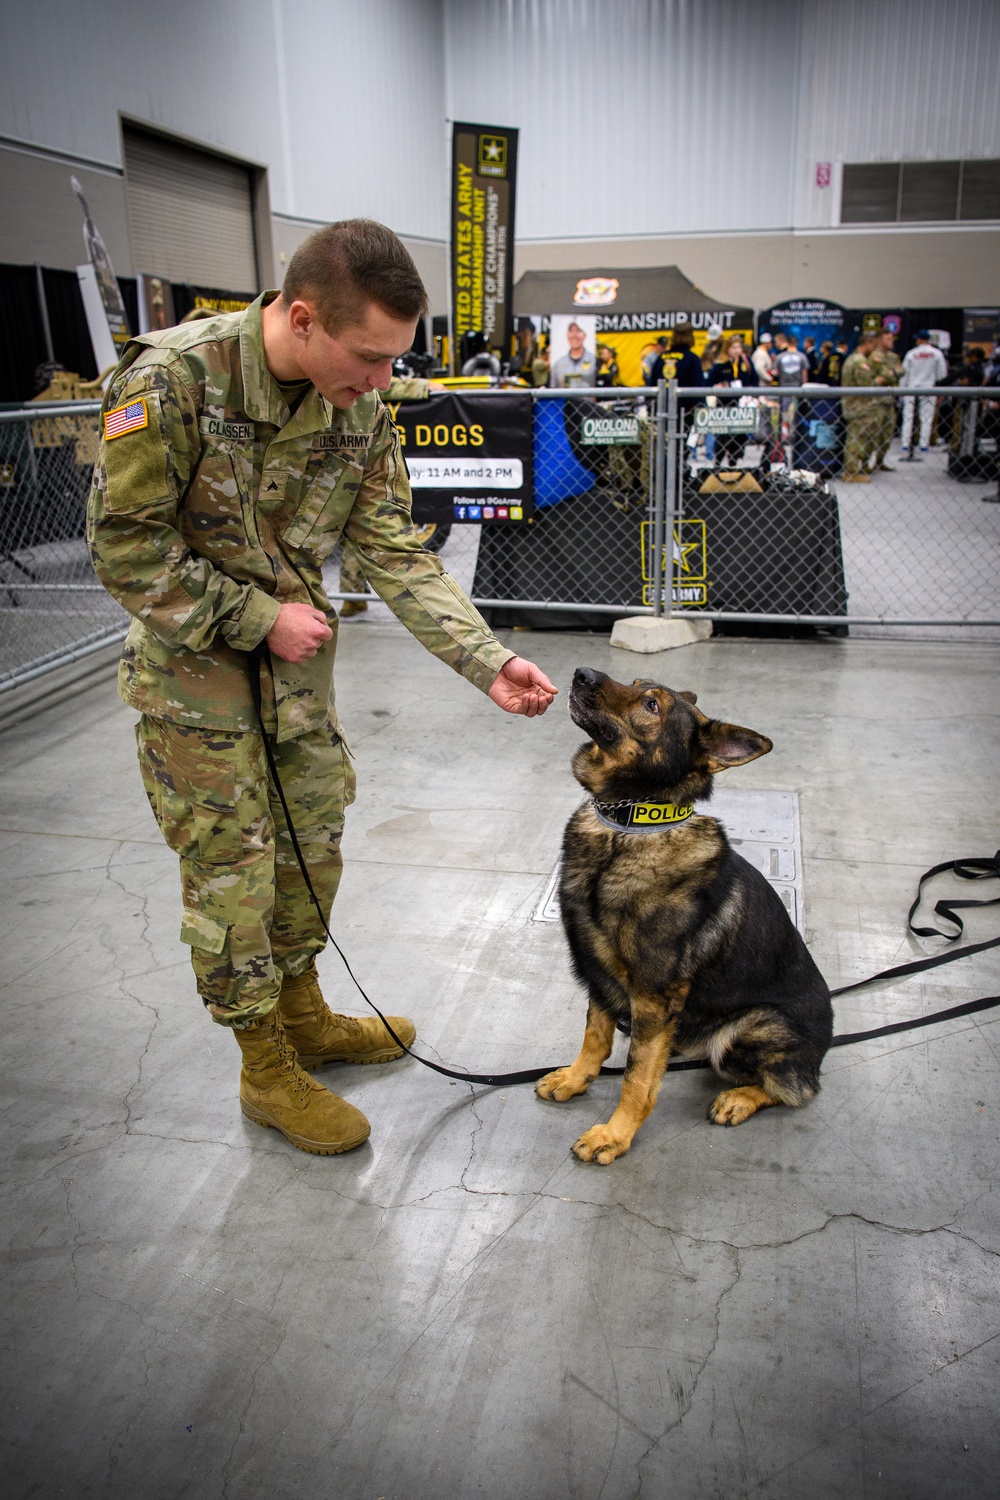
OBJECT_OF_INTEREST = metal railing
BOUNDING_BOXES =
[3,381,998,692]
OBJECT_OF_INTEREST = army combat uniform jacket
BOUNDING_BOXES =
[840,349,877,417]
[87,293,514,742]
[867,346,903,401]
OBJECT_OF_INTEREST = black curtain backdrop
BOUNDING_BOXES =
[0,264,47,403]
[0,263,139,401]
[42,267,97,382]
[170,283,254,320]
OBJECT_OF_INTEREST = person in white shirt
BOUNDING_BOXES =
[752,331,775,384]
[900,331,948,457]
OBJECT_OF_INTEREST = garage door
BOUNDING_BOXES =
[124,128,258,290]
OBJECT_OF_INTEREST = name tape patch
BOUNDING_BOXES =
[200,416,254,442]
[104,400,148,440]
[630,802,694,826]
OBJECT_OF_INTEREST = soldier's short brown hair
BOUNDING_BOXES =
[282,219,427,333]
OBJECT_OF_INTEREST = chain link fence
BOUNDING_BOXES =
[666,385,1000,631]
[3,383,998,692]
[0,401,126,691]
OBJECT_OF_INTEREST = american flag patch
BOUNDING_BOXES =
[104,399,149,440]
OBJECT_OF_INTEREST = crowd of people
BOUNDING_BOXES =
[451,315,998,482]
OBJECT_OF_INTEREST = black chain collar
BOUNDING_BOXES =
[591,797,695,833]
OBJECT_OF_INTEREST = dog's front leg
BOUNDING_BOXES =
[572,990,685,1164]
[536,998,616,1102]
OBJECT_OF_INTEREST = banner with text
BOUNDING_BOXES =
[393,391,533,525]
[450,122,518,369]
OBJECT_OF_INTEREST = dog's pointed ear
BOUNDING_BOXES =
[679,690,697,705]
[698,719,772,772]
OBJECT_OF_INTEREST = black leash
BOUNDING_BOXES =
[250,649,1000,1086]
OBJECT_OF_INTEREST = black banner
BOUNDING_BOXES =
[450,122,518,369]
[392,391,533,525]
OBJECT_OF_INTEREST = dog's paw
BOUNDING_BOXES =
[536,1067,591,1102]
[572,1123,631,1164]
[709,1086,770,1126]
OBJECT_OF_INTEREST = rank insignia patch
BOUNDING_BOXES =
[104,400,149,440]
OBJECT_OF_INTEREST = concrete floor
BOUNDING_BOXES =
[2,621,999,1499]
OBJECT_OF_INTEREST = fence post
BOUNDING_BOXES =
[664,378,679,620]
[651,379,667,617]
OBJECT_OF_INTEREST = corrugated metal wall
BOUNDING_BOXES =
[1,0,997,256]
[800,0,1000,227]
[444,0,802,240]
[445,0,1000,241]
[0,0,446,242]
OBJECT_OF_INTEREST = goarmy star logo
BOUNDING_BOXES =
[478,134,507,176]
[675,536,702,574]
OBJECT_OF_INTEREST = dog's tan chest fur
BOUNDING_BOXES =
[562,808,725,975]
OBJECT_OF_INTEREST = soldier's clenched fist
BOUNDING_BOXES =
[267,601,333,662]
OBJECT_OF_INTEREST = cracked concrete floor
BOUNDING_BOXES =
[2,623,999,1500]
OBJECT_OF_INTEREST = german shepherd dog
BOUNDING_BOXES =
[536,668,833,1164]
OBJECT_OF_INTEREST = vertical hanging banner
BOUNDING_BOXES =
[450,122,518,372]
[70,174,131,360]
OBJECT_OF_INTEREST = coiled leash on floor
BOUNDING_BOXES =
[250,648,1000,1086]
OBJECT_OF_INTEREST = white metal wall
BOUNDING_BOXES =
[445,0,1000,241]
[1,0,997,257]
[444,0,801,240]
[0,0,446,240]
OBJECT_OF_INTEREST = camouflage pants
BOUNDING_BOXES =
[339,544,369,598]
[871,403,897,467]
[842,411,880,475]
[136,715,355,1028]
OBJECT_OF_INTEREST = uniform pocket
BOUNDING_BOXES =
[179,910,229,954]
[136,719,257,865]
[282,456,362,558]
[185,447,257,559]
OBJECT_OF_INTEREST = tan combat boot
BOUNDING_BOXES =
[279,964,416,1069]
[234,1011,371,1155]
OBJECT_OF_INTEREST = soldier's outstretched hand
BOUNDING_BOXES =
[488,656,558,717]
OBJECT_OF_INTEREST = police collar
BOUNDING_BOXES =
[591,797,695,833]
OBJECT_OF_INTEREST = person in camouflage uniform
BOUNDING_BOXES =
[868,329,903,471]
[338,373,444,616]
[88,219,557,1156]
[840,334,880,482]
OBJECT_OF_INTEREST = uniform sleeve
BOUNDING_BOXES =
[87,354,281,654]
[341,408,514,692]
[384,377,431,401]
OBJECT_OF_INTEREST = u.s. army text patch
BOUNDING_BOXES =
[104,400,149,440]
[313,433,371,453]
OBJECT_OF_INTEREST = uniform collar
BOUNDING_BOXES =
[239,291,336,437]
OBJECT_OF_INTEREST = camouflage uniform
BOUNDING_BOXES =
[840,348,879,475]
[88,294,513,1027]
[868,345,903,468]
[338,375,433,603]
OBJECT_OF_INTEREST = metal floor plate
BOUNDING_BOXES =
[532,789,803,931]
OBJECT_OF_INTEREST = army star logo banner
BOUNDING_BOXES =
[450,122,519,369]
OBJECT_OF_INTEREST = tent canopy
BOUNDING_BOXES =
[513,264,752,322]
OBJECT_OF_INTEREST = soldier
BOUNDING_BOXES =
[868,328,903,471]
[338,372,445,617]
[840,333,880,482]
[87,219,557,1157]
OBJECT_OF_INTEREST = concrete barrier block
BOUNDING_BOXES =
[609,615,714,653]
